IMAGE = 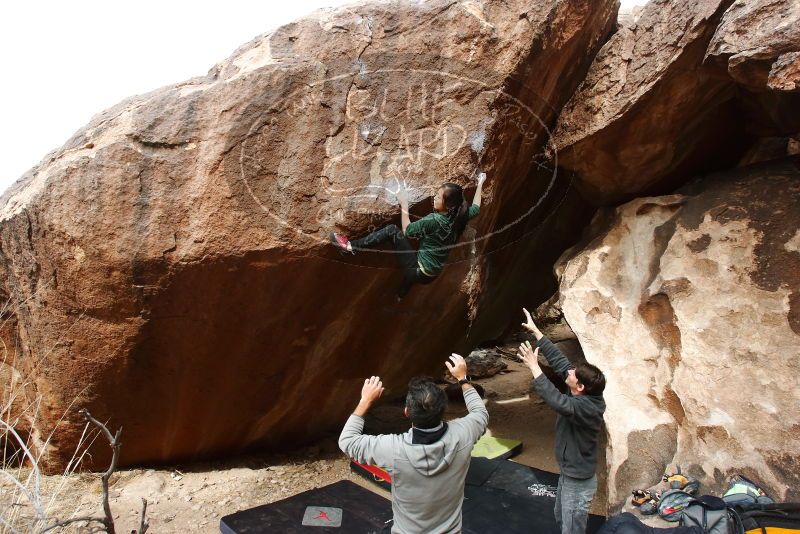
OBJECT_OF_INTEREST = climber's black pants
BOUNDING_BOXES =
[351,224,437,298]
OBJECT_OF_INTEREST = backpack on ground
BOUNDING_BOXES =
[679,495,740,534]
[722,475,774,507]
[736,502,800,534]
[598,512,703,534]
[659,490,696,522]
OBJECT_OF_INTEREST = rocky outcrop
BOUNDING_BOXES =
[555,157,800,508]
[539,0,800,511]
[462,348,507,378]
[0,0,617,469]
[706,0,800,92]
[551,0,739,204]
[705,0,800,145]
[552,0,800,205]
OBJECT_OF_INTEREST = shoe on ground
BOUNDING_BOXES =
[631,490,653,506]
[639,499,658,515]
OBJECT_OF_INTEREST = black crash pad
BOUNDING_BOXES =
[219,480,392,533]
[463,457,606,534]
[221,460,605,533]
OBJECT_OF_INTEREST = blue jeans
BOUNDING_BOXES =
[555,473,597,534]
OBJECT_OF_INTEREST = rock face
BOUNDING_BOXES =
[0,0,617,468]
[552,0,800,205]
[551,0,739,204]
[704,0,800,142]
[556,157,800,509]
[706,0,800,92]
[541,0,800,512]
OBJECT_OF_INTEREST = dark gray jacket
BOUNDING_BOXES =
[531,336,606,479]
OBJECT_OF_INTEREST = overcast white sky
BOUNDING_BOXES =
[0,0,648,195]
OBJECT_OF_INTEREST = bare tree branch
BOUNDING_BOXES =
[78,409,120,534]
[40,516,106,533]
[39,410,132,533]
[137,498,149,534]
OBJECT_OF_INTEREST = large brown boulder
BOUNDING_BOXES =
[552,0,800,205]
[551,0,738,204]
[0,0,617,469]
[555,157,800,509]
[704,0,800,144]
[705,0,800,92]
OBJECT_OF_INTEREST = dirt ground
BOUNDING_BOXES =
[3,357,611,533]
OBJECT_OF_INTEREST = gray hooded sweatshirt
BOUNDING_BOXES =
[339,387,489,534]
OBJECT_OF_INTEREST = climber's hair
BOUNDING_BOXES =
[575,361,606,396]
[406,376,448,429]
[440,183,470,241]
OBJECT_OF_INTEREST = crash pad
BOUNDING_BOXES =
[219,480,392,533]
[344,458,606,533]
[470,435,523,460]
[350,460,392,490]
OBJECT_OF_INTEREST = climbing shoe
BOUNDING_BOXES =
[631,489,654,506]
[330,232,354,255]
[640,499,659,516]
[633,489,661,515]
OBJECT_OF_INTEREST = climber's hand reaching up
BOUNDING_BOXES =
[354,376,384,416]
[518,341,542,378]
[394,180,409,206]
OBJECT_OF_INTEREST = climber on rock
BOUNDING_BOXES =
[330,172,486,300]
